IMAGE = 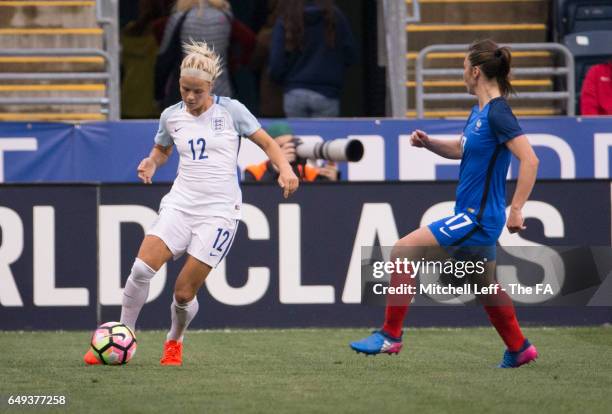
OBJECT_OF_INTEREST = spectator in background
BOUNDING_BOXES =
[580,60,612,115]
[250,0,284,117]
[121,0,167,118]
[269,0,357,118]
[157,0,233,108]
[229,0,269,33]
[150,0,176,45]
[244,122,339,181]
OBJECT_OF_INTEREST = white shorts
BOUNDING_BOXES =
[147,208,239,268]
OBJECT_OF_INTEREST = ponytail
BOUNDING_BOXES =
[468,39,515,97]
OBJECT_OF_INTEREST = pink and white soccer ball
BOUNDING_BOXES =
[89,321,137,365]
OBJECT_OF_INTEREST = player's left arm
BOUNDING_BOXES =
[249,128,299,198]
[505,135,539,233]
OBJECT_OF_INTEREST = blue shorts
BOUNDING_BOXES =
[428,211,502,260]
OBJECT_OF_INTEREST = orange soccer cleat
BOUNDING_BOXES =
[83,348,102,365]
[160,340,183,366]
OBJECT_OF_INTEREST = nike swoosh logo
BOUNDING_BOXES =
[440,227,451,237]
[174,127,183,132]
[210,253,218,257]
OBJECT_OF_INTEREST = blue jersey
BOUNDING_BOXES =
[455,97,523,227]
[428,97,524,257]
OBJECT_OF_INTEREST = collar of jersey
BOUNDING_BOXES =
[182,95,217,118]
[475,96,503,114]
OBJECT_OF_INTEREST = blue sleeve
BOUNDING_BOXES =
[223,98,262,137]
[488,100,524,144]
[268,19,287,82]
[154,107,174,146]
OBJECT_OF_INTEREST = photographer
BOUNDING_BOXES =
[244,122,339,182]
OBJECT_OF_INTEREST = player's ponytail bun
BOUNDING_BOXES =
[468,39,515,97]
[180,40,223,83]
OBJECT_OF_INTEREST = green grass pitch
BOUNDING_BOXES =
[1,327,611,413]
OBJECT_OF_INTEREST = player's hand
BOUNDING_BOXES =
[278,168,299,198]
[317,161,339,181]
[410,129,430,148]
[506,208,526,233]
[137,157,157,184]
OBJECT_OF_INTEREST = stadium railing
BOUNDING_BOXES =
[0,0,120,121]
[386,0,552,118]
[380,0,421,118]
[414,43,576,119]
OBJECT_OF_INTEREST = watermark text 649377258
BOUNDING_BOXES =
[1,395,67,407]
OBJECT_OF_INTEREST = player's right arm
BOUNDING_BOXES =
[139,107,175,184]
[410,129,462,159]
[137,144,173,184]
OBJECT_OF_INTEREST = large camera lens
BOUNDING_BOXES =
[295,138,364,162]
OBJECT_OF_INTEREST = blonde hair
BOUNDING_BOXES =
[175,0,230,13]
[180,40,223,82]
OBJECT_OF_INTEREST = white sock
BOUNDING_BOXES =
[166,296,199,342]
[120,258,156,331]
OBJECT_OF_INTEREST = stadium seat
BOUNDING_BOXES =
[554,0,612,40]
[564,30,612,58]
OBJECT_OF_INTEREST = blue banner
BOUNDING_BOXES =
[1,181,610,329]
[1,117,612,182]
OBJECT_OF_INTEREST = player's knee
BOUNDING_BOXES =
[136,253,165,272]
[174,289,196,305]
[130,258,157,284]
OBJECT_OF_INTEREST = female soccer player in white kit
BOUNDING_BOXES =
[84,41,299,366]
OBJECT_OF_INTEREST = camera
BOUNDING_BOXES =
[294,138,364,162]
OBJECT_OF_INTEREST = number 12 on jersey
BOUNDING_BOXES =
[189,138,208,160]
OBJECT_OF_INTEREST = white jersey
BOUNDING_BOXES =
[154,96,261,219]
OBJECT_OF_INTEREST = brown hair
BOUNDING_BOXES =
[281,0,336,52]
[468,39,515,97]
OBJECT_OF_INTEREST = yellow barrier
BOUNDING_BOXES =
[406,108,559,117]
[0,84,105,91]
[0,57,104,63]
[0,1,95,6]
[406,24,546,32]
[406,51,552,59]
[0,28,103,35]
[0,112,106,121]
[405,80,553,87]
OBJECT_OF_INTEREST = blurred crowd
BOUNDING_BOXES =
[120,0,357,119]
[119,0,612,120]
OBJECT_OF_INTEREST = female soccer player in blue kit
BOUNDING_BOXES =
[350,39,540,368]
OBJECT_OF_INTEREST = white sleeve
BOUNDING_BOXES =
[225,99,262,137]
[154,107,173,146]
